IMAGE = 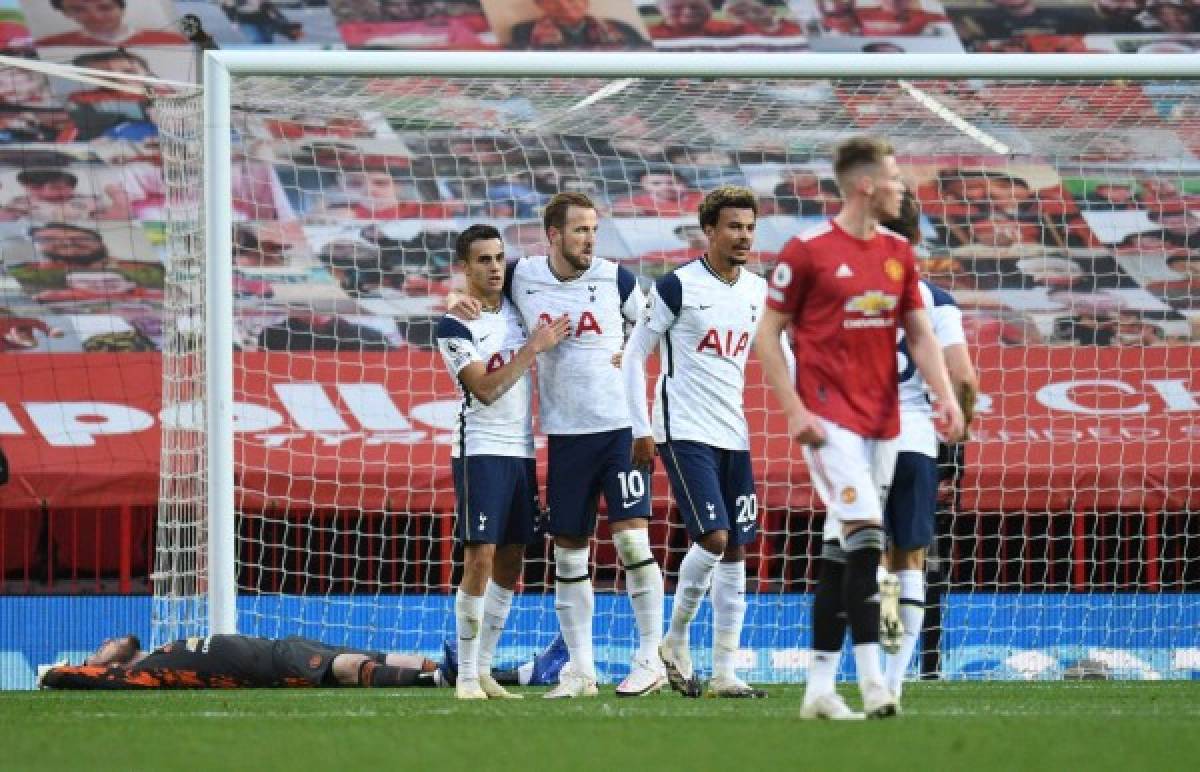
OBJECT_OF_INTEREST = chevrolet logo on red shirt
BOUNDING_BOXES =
[844,291,898,316]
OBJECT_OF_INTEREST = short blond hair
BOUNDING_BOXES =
[697,185,757,229]
[833,136,895,188]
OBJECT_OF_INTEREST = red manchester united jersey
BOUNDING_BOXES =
[767,220,923,439]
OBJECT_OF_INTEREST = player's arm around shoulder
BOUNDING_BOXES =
[458,315,570,406]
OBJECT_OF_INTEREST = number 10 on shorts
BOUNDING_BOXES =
[618,470,646,502]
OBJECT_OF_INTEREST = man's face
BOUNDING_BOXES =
[345,171,398,201]
[725,0,774,28]
[60,0,124,35]
[85,636,138,667]
[550,205,597,272]
[641,172,686,199]
[536,0,591,27]
[1153,4,1194,32]
[463,237,506,295]
[33,227,106,264]
[0,70,48,103]
[92,56,150,77]
[867,156,906,222]
[660,0,712,31]
[27,179,77,203]
[704,207,756,266]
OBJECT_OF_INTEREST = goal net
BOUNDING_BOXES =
[153,53,1200,682]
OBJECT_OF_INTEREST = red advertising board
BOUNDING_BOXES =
[0,347,1196,513]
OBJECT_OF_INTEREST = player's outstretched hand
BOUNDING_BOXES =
[788,408,826,447]
[631,435,656,467]
[446,292,483,320]
[529,314,570,353]
[933,398,965,443]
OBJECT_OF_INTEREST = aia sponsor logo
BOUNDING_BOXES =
[537,311,602,337]
[696,329,749,358]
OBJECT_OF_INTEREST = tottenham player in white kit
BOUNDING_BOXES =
[454,193,667,697]
[622,186,773,699]
[435,224,570,700]
[515,193,666,698]
[880,197,977,700]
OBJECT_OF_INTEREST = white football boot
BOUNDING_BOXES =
[801,696,868,725]
[658,638,701,697]
[861,680,899,719]
[616,656,667,697]
[479,673,523,699]
[799,692,866,721]
[455,677,488,700]
[706,675,768,699]
[542,662,599,699]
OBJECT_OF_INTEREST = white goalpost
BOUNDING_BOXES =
[152,51,1200,682]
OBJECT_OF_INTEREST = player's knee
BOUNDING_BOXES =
[613,528,655,569]
[554,544,590,582]
[461,544,496,587]
[698,529,728,556]
[490,544,524,589]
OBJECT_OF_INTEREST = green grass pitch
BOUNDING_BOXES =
[3,682,1196,771]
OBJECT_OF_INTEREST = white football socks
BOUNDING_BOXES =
[712,560,747,682]
[854,643,884,688]
[554,545,596,680]
[478,579,513,676]
[806,650,839,698]
[454,588,484,682]
[614,528,664,664]
[667,543,720,646]
[885,569,925,696]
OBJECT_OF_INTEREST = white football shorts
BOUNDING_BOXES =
[801,417,899,546]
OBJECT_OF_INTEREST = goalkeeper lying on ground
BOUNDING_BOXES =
[39,633,567,691]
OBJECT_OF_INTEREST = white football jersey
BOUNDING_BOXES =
[506,255,644,436]
[637,259,767,450]
[896,280,966,457]
[435,299,534,458]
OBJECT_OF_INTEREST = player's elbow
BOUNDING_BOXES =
[474,389,498,407]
